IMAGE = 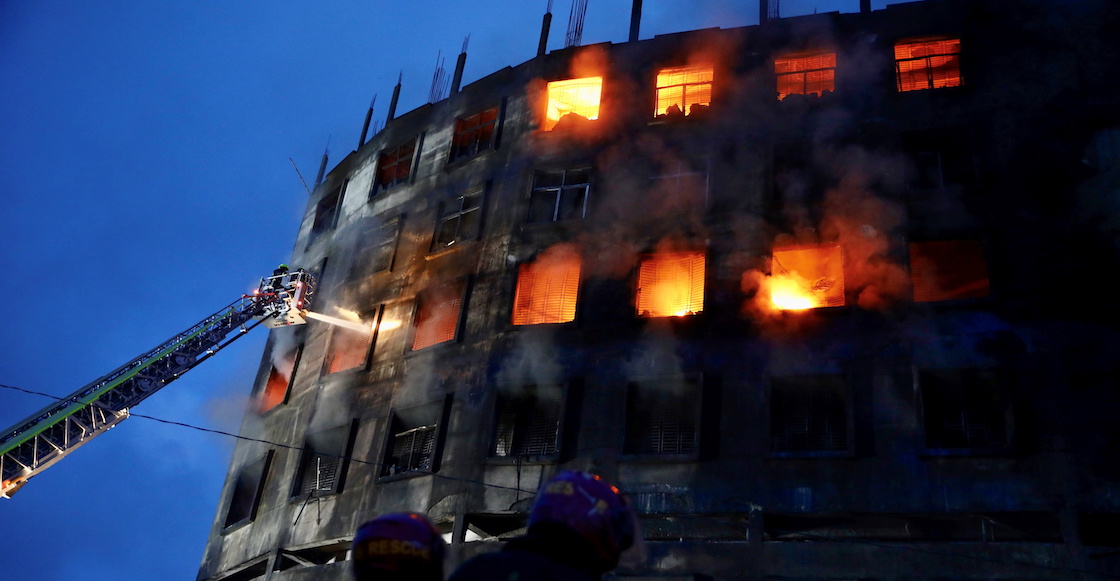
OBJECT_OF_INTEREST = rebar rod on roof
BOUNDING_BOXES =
[565,0,588,48]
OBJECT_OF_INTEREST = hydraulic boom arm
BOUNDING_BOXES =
[0,270,314,498]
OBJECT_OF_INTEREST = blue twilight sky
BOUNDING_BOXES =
[0,1,890,579]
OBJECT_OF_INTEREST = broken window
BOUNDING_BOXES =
[310,181,345,244]
[491,384,565,458]
[769,244,845,310]
[895,38,962,92]
[381,399,448,477]
[374,138,417,192]
[544,77,603,131]
[224,451,273,529]
[274,540,351,572]
[353,217,401,277]
[292,421,356,498]
[412,283,464,350]
[432,190,482,250]
[512,253,581,325]
[919,368,1012,452]
[528,169,590,223]
[636,251,706,317]
[449,106,499,162]
[909,240,989,302]
[774,51,836,100]
[624,378,700,456]
[323,323,372,375]
[770,374,850,454]
[258,343,302,413]
[654,65,713,118]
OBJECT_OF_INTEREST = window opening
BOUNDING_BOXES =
[774,51,836,100]
[433,191,482,250]
[768,244,845,310]
[528,169,590,223]
[650,158,709,204]
[491,385,564,458]
[274,541,351,572]
[224,451,273,528]
[310,182,345,243]
[770,374,850,454]
[450,107,499,162]
[293,422,354,497]
[375,138,417,192]
[909,240,989,302]
[920,368,1010,451]
[323,323,372,375]
[544,77,603,131]
[354,217,401,276]
[895,38,962,92]
[259,344,302,413]
[636,251,706,317]
[412,284,464,350]
[512,253,581,325]
[624,379,700,455]
[654,65,713,118]
[384,423,436,476]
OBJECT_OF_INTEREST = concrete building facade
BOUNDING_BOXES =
[199,1,1120,579]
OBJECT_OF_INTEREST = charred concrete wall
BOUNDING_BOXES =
[199,1,1120,579]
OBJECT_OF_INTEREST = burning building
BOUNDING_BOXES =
[199,0,1120,579]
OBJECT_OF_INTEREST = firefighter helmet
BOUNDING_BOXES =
[352,512,445,581]
[527,470,635,571]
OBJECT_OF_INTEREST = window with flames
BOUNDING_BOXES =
[323,324,372,375]
[774,51,836,100]
[259,344,302,413]
[544,77,602,131]
[491,385,565,458]
[769,245,845,310]
[450,106,499,162]
[375,138,417,192]
[636,251,706,317]
[909,240,989,302]
[895,38,962,92]
[412,285,464,350]
[654,65,713,118]
[512,254,581,325]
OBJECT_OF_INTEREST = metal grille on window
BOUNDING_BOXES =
[450,107,499,161]
[434,192,482,249]
[528,169,589,223]
[921,369,1009,450]
[294,424,351,497]
[895,38,962,92]
[492,386,563,457]
[512,255,580,325]
[386,425,436,475]
[771,377,848,453]
[654,65,713,117]
[624,382,698,455]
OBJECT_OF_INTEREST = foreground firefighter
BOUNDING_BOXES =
[449,471,638,581]
[351,512,447,581]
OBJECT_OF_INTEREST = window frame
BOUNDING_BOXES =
[527,168,591,224]
[916,367,1014,456]
[448,105,501,163]
[290,421,358,499]
[431,189,484,252]
[894,37,963,93]
[372,137,420,194]
[257,342,303,414]
[489,383,569,462]
[767,373,854,458]
[410,281,468,351]
[774,50,837,100]
[511,252,582,326]
[222,450,274,531]
[321,319,374,376]
[309,180,346,245]
[379,397,452,481]
[622,377,704,460]
[543,76,604,131]
[653,64,714,119]
[635,250,707,318]
[351,216,402,280]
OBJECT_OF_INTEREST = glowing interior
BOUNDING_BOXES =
[512,255,581,325]
[544,77,603,130]
[895,39,962,92]
[413,294,462,350]
[260,367,288,412]
[637,251,706,317]
[326,326,371,374]
[769,245,845,310]
[775,52,836,100]
[655,65,713,117]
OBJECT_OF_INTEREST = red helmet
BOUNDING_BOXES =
[528,470,636,570]
[352,512,445,581]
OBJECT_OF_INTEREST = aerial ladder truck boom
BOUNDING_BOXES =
[0,270,315,498]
